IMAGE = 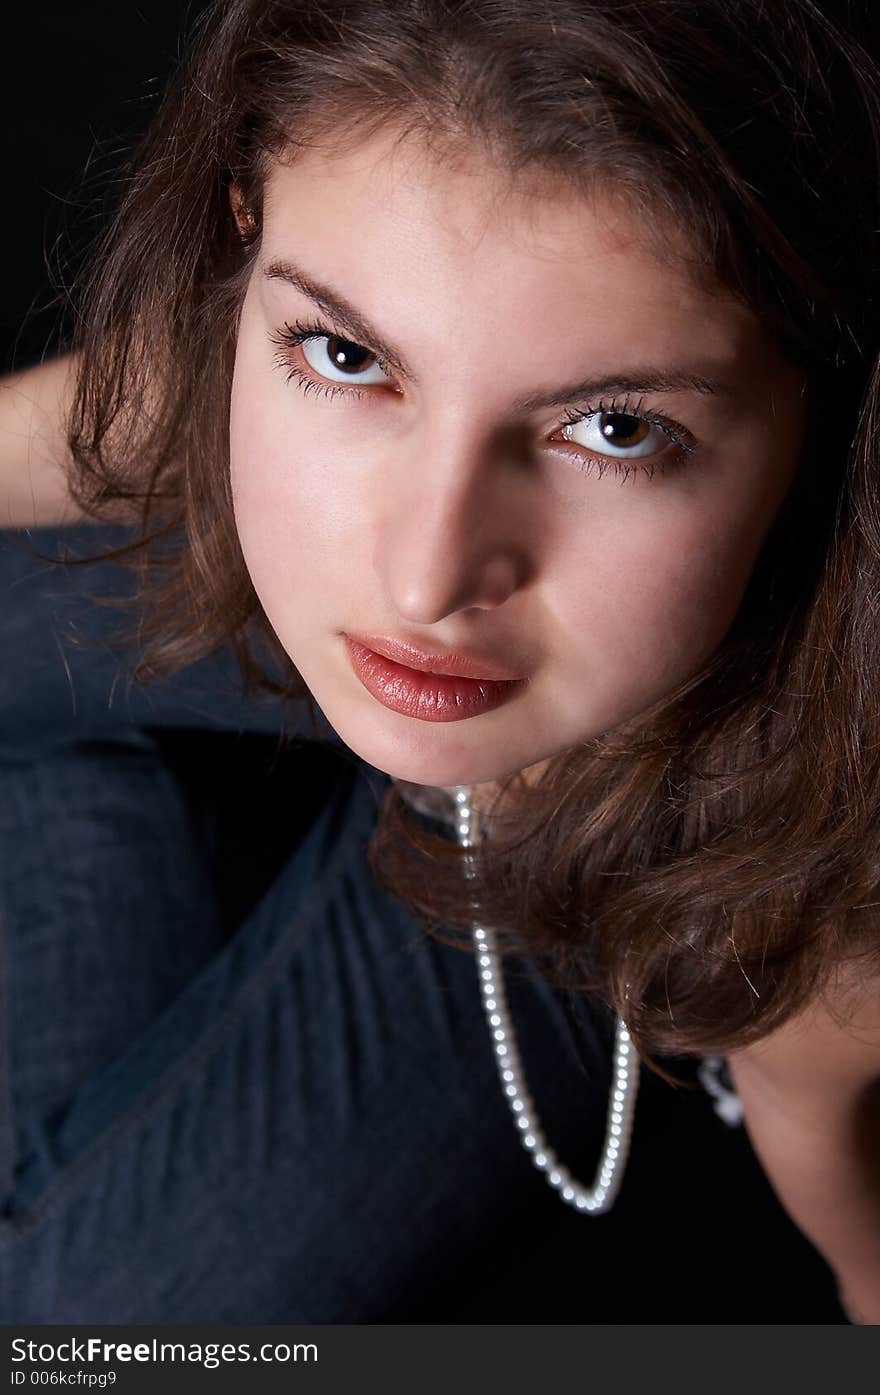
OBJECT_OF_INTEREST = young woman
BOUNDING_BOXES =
[1,0,878,1323]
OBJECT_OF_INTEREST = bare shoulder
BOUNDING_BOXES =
[729,957,880,1102]
[0,353,88,527]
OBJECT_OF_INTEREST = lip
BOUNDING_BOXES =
[344,632,525,682]
[343,635,527,723]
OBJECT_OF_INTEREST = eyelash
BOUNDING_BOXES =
[269,318,699,482]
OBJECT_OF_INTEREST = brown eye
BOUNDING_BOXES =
[323,335,377,375]
[299,331,391,387]
[562,407,672,460]
[598,412,652,448]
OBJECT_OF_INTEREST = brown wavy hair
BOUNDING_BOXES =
[59,0,880,1074]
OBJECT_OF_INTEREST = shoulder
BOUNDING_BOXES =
[728,959,880,1107]
[0,354,87,526]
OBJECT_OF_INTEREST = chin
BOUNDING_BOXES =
[328,711,525,790]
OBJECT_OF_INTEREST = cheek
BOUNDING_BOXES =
[229,350,362,618]
[557,474,790,691]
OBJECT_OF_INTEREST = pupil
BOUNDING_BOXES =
[328,335,373,374]
[600,412,647,446]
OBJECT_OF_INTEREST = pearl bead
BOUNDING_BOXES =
[457,786,639,1217]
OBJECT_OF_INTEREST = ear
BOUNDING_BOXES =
[229,181,257,241]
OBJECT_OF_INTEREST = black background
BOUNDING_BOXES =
[1,1,210,372]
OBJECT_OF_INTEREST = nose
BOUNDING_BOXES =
[375,426,532,624]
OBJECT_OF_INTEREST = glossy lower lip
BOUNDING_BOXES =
[343,636,526,723]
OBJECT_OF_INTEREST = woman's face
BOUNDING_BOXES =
[229,129,806,789]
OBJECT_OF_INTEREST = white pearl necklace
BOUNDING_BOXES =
[453,785,640,1214]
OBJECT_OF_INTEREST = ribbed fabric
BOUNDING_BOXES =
[0,527,847,1322]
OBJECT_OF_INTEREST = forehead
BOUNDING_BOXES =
[259,127,755,350]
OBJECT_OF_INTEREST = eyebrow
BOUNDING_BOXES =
[262,256,724,409]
